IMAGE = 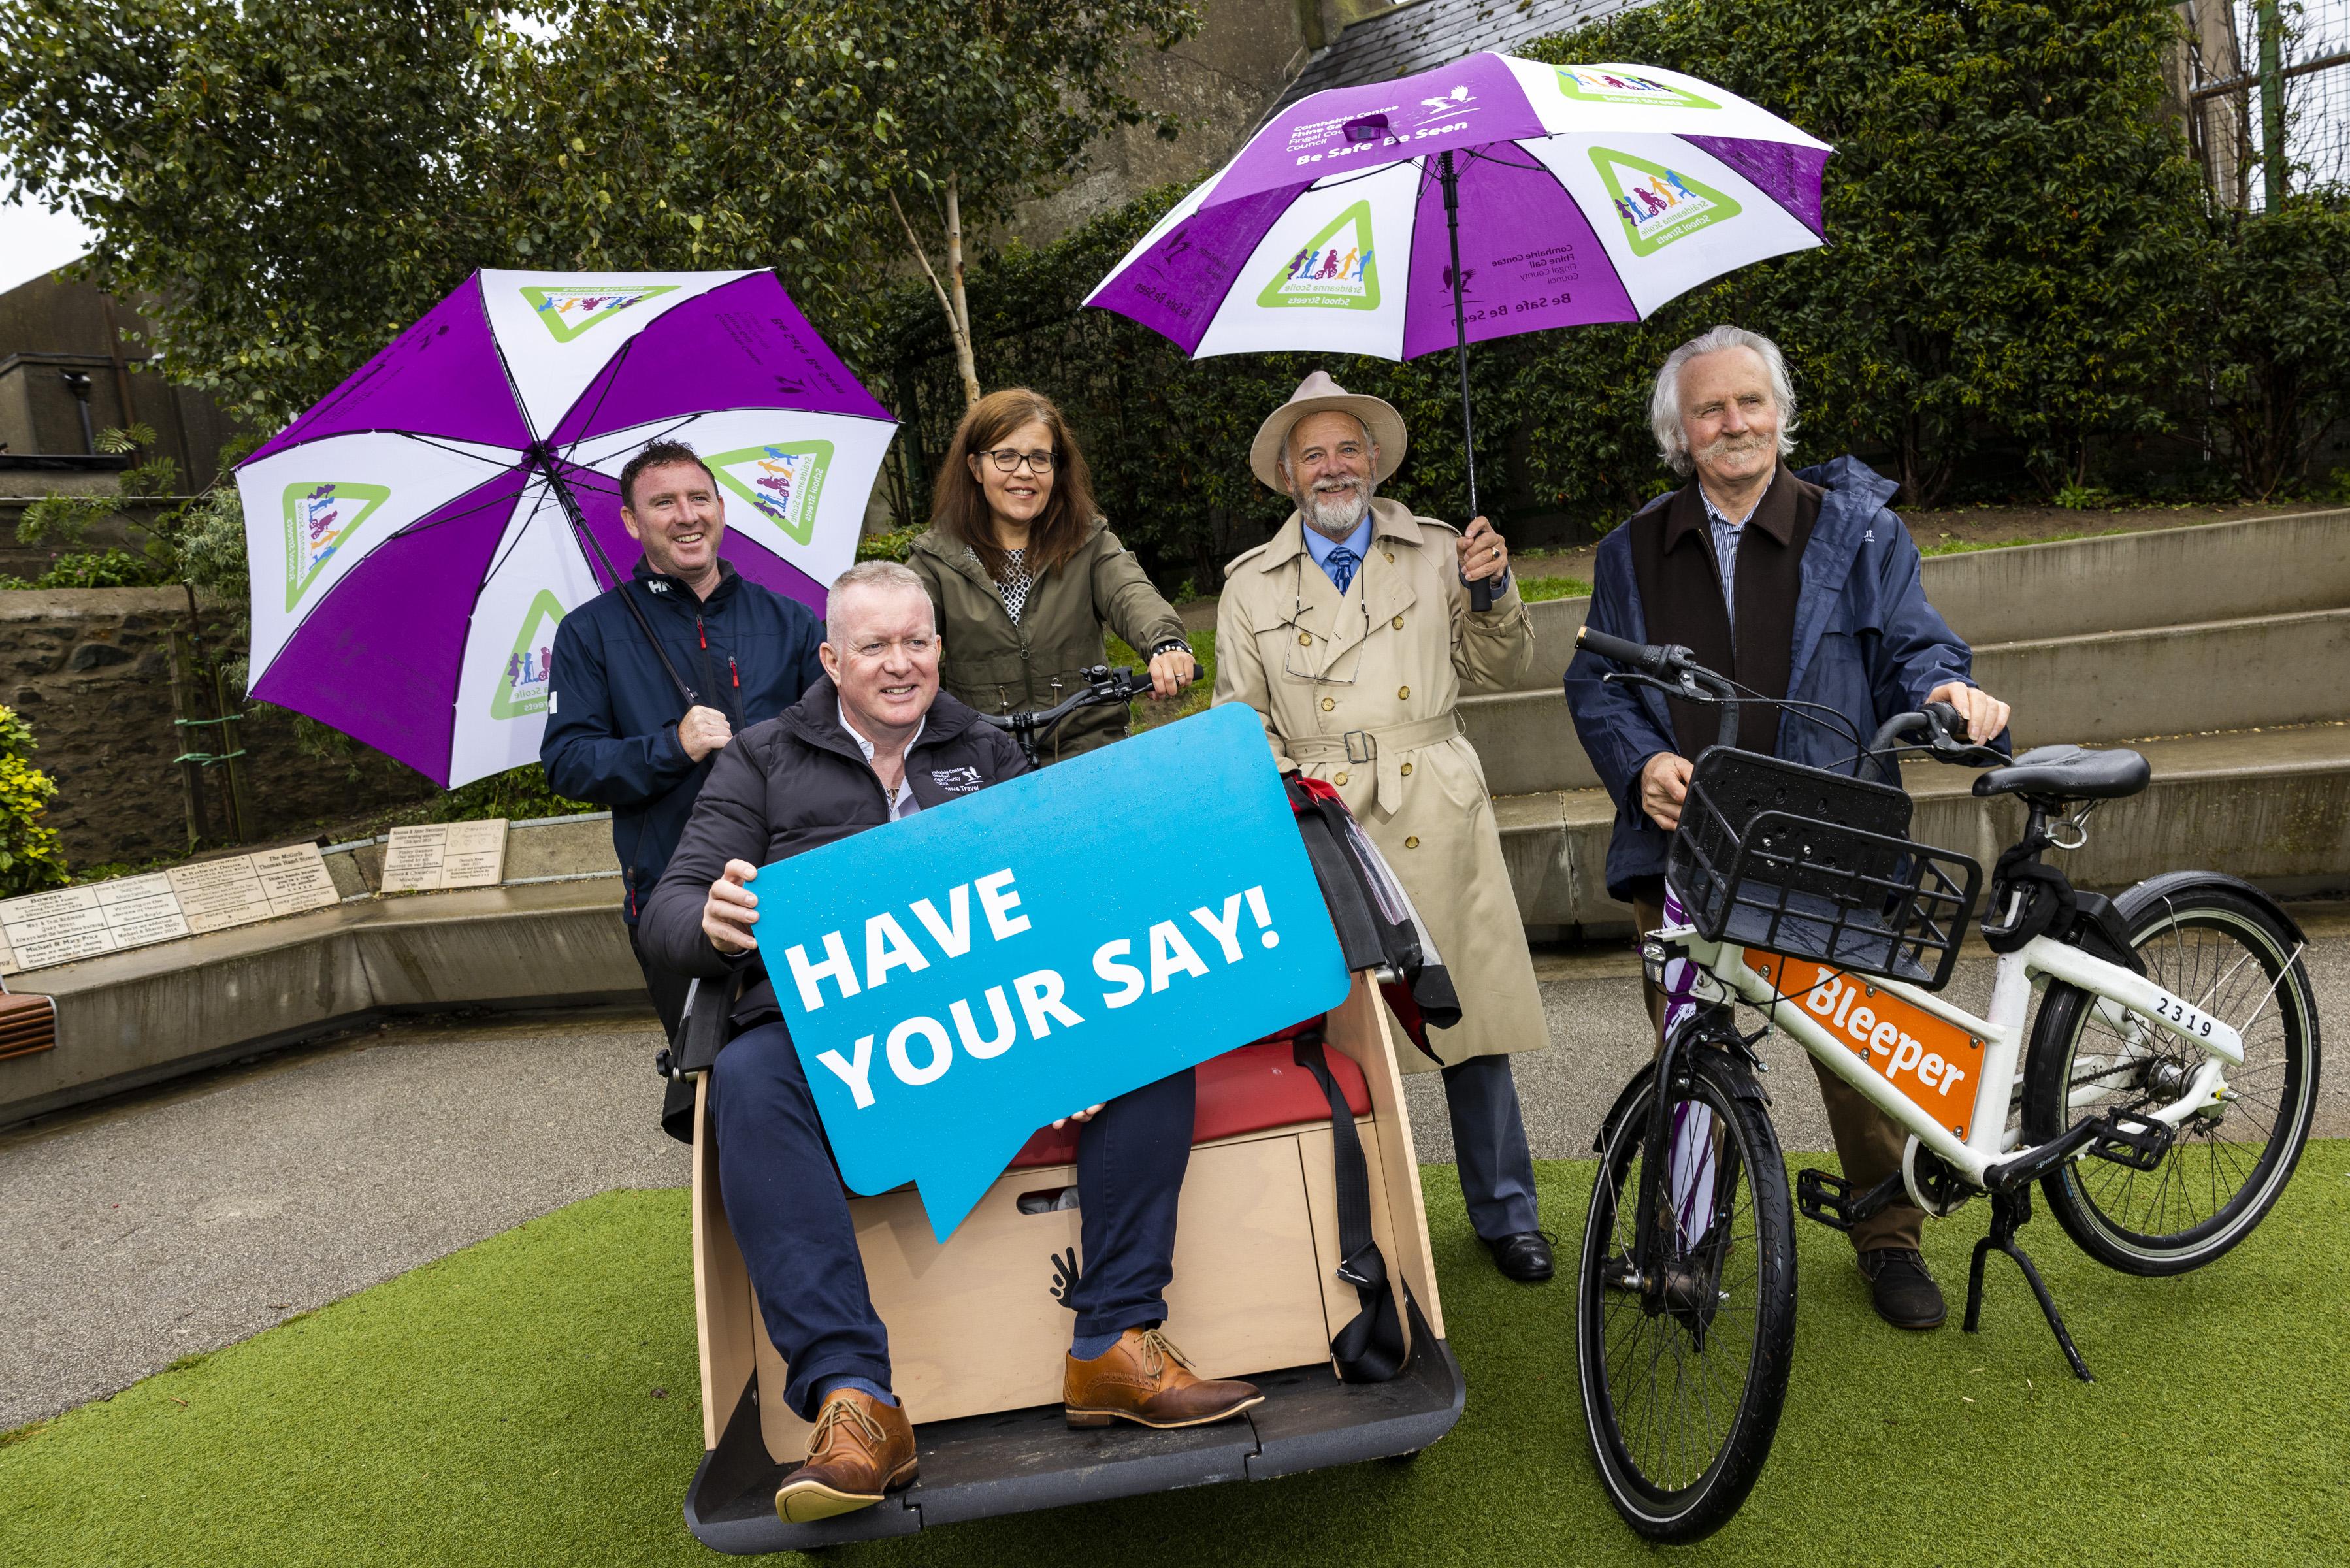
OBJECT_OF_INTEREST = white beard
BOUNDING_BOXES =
[1293,475,1374,540]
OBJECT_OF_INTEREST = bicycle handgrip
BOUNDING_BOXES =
[1576,625,1674,676]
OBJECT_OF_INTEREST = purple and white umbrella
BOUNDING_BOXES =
[1088,55,1829,359]
[234,269,895,788]
[1085,54,1831,513]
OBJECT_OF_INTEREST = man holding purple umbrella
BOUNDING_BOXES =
[1216,372,1556,1282]
[542,438,826,1139]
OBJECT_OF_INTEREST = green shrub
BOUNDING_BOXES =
[0,707,69,896]
[14,550,171,589]
[426,766,593,826]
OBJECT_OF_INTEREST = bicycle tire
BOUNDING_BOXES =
[1576,1047,1797,1543]
[2023,879,2319,1277]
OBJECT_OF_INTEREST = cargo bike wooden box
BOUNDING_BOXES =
[671,782,1469,1555]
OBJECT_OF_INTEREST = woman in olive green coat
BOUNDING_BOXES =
[907,389,1196,760]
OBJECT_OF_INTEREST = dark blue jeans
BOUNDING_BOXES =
[711,1019,1195,1419]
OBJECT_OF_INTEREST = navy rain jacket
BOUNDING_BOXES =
[1563,455,2008,902]
[542,557,825,923]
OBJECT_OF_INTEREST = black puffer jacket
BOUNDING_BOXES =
[638,676,1030,1026]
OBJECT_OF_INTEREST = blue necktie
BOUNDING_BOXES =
[1326,546,1360,595]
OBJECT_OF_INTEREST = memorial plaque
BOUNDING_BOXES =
[380,820,509,893]
[437,821,508,888]
[168,855,276,934]
[252,844,340,915]
[0,872,190,973]
[167,844,344,933]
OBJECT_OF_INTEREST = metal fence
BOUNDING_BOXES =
[2184,1,2350,204]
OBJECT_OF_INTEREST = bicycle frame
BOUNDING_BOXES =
[1657,912,2245,1190]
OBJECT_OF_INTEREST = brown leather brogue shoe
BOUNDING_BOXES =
[1064,1327,1264,1430]
[772,1388,917,1524]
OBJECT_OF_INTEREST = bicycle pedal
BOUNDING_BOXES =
[2085,1112,2174,1172]
[1797,1168,1855,1232]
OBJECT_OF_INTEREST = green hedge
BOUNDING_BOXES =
[875,0,2350,588]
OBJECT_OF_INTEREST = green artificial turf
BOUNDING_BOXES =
[8,1147,2349,1568]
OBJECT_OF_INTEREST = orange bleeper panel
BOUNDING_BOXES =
[1745,951,1987,1141]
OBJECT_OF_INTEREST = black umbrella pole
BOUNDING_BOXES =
[1440,154,1495,613]
[542,453,700,710]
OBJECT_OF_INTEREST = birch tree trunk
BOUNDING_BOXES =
[943,174,980,409]
[888,178,983,411]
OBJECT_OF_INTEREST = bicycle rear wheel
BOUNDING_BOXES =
[1576,1048,1795,1543]
[2024,879,2319,1277]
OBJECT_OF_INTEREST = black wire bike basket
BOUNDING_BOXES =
[1667,747,1982,990]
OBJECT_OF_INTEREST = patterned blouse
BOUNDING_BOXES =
[988,547,1034,625]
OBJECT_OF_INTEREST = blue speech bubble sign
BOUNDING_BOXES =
[745,702,1350,1241]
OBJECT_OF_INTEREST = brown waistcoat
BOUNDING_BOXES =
[1628,465,1823,759]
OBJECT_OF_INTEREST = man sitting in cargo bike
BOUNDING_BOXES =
[638,561,1260,1524]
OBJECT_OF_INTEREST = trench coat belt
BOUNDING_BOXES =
[1284,712,1464,816]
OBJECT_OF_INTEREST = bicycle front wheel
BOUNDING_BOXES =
[2024,879,2320,1276]
[1576,1049,1796,1543]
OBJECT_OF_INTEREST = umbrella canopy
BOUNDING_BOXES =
[1084,54,1831,361]
[235,269,894,789]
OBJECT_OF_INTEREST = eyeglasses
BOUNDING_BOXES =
[979,448,1057,474]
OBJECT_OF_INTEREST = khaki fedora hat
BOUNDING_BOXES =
[1248,370,1408,493]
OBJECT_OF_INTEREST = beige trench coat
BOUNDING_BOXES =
[1214,497,1548,1071]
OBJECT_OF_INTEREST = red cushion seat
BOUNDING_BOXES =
[1007,1042,1371,1171]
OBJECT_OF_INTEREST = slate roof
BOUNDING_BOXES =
[1272,0,1661,115]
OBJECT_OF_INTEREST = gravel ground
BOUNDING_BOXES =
[6,907,2344,1430]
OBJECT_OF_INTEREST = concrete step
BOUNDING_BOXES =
[1494,722,2350,938]
[1518,506,2350,684]
[1469,605,2350,798]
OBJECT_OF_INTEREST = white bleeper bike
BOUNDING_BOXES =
[1570,627,2321,1543]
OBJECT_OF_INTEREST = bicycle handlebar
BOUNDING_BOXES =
[1574,625,1683,679]
[1575,625,1742,748]
[1575,627,1999,773]
[975,664,1158,764]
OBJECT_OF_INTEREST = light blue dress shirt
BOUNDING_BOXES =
[1303,512,1375,590]
[1700,489,1759,630]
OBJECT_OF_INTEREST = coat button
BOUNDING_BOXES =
[1384,551,1394,563]
[1334,771,1349,785]
[1320,696,1335,711]
[1401,762,1413,777]
[1299,631,1312,645]
[1392,615,1404,629]
[1405,836,1420,849]
[1397,685,1410,700]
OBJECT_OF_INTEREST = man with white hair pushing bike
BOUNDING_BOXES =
[1564,325,2012,1331]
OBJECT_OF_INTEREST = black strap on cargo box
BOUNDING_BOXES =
[1292,1029,1407,1383]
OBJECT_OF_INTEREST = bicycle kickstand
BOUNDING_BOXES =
[1963,1185,2094,1384]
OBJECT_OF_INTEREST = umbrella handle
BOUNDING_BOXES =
[542,453,702,712]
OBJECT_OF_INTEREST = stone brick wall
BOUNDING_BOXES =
[0,587,435,868]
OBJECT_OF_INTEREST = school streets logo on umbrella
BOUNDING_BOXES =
[1260,203,1380,310]
[233,269,896,789]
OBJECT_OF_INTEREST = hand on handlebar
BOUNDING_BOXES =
[1145,647,1196,700]
[1639,752,1693,832]
[1927,682,2010,745]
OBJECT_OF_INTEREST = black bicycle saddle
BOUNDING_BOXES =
[1972,744,2150,802]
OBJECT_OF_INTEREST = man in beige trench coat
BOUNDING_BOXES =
[1216,372,1555,1282]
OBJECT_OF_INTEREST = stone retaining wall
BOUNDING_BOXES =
[0,587,435,868]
